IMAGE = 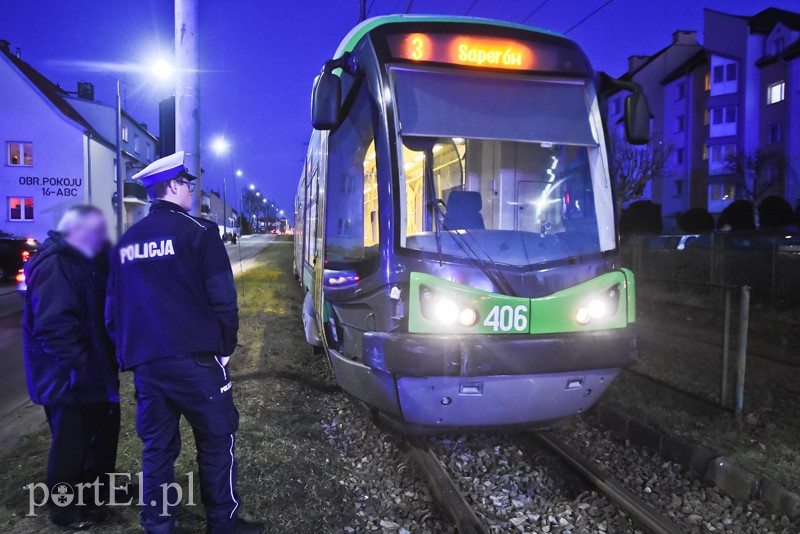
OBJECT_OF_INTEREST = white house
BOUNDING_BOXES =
[0,40,157,241]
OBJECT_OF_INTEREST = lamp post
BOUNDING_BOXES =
[115,60,173,238]
[211,137,231,235]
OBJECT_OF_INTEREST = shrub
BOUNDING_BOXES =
[620,201,663,235]
[678,208,715,233]
[717,200,755,231]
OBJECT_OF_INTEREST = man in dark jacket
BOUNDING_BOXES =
[106,152,262,534]
[23,204,119,530]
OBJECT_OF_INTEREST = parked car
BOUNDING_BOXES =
[0,232,39,281]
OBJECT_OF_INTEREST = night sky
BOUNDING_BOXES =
[2,0,797,218]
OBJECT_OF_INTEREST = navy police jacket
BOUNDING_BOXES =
[23,232,119,405]
[105,200,238,370]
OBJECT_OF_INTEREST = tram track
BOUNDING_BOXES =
[406,431,685,534]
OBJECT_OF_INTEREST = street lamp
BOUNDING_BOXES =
[116,59,173,238]
[236,169,243,177]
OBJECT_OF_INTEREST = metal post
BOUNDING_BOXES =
[115,79,125,238]
[175,0,201,215]
[734,285,750,421]
[222,176,227,235]
[720,288,731,407]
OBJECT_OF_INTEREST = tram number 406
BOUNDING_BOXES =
[483,305,529,332]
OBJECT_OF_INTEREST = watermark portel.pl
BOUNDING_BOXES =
[25,472,195,517]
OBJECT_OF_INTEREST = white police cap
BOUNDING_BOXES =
[132,151,197,187]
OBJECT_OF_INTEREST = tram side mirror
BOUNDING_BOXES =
[311,69,341,130]
[624,92,651,145]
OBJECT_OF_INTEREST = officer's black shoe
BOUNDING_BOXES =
[52,518,94,531]
[235,517,266,534]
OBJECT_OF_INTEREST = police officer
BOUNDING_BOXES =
[105,152,263,534]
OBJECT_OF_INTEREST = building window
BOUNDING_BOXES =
[675,179,684,197]
[133,134,140,154]
[768,122,783,144]
[771,38,784,56]
[702,144,708,161]
[611,97,621,115]
[709,183,734,202]
[676,148,685,165]
[9,197,34,221]
[7,142,33,166]
[709,143,736,175]
[704,109,710,126]
[121,124,129,142]
[767,81,785,105]
[677,82,685,100]
[704,72,710,91]
[146,144,153,160]
[710,106,737,137]
[710,56,738,95]
[675,115,685,133]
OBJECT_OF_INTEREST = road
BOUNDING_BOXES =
[226,233,276,274]
[0,233,276,422]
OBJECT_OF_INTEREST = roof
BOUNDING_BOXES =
[334,15,563,57]
[0,42,104,140]
[618,43,671,82]
[746,8,800,34]
[661,49,706,85]
[0,40,157,150]
[782,38,800,61]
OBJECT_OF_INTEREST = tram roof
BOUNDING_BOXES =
[334,15,565,58]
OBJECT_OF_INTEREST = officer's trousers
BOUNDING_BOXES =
[44,402,120,525]
[133,353,240,534]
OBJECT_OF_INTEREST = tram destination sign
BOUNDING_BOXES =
[385,33,589,74]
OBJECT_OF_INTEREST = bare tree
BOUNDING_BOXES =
[724,149,789,204]
[608,134,673,218]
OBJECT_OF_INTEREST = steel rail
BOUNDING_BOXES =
[533,431,685,534]
[406,437,489,534]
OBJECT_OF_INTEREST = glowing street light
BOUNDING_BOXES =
[211,137,230,155]
[236,169,243,177]
[249,184,255,190]
[151,59,174,80]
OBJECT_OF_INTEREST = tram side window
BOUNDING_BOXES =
[325,83,379,266]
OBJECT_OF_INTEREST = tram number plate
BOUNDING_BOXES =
[483,305,529,333]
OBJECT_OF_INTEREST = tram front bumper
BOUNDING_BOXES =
[361,328,637,377]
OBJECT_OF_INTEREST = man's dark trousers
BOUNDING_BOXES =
[44,402,120,525]
[133,353,240,534]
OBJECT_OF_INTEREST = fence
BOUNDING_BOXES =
[624,237,800,421]
[622,233,800,313]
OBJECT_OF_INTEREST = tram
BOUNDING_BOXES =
[294,15,650,431]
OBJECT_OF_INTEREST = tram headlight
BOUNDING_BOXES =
[574,285,620,326]
[433,298,459,324]
[420,286,479,328]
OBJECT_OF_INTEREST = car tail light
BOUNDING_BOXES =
[16,270,25,284]
[21,250,30,261]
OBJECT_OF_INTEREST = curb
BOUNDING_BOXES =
[592,402,800,519]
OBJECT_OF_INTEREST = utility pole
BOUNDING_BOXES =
[222,176,228,236]
[359,0,367,21]
[115,80,125,238]
[175,0,201,215]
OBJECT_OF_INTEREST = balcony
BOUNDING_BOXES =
[123,181,149,204]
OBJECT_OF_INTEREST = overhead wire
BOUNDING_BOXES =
[520,0,549,24]
[464,0,479,16]
[564,0,615,33]
[404,0,414,14]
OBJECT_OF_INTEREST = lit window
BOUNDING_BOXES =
[9,197,34,221]
[767,81,785,105]
[121,124,129,142]
[709,183,734,202]
[702,144,708,161]
[768,122,782,144]
[704,109,710,126]
[704,72,710,91]
[7,142,33,166]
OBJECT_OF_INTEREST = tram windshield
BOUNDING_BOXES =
[393,68,615,267]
